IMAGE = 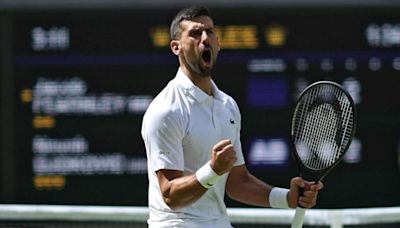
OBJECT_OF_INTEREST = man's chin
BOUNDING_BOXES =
[199,67,213,78]
[189,62,215,77]
[199,62,215,77]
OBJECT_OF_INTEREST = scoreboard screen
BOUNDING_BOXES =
[4,7,400,208]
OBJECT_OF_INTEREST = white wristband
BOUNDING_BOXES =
[269,187,290,209]
[195,161,221,189]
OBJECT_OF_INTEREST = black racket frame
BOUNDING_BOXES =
[290,80,357,182]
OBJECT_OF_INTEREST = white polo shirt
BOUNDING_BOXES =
[141,68,245,228]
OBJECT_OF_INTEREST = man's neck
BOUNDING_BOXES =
[181,67,213,96]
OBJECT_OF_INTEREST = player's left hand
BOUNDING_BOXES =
[287,177,324,208]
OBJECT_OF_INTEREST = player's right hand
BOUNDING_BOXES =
[210,139,237,175]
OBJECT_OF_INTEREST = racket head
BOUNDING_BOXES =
[291,81,357,179]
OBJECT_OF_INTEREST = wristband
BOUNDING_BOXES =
[269,187,290,209]
[195,161,221,189]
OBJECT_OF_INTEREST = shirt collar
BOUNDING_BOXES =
[175,67,223,103]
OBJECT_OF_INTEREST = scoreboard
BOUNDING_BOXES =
[2,7,400,208]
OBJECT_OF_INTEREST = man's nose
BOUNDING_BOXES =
[201,31,210,45]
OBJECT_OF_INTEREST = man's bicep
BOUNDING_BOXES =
[156,169,184,198]
[157,169,183,186]
[157,169,183,181]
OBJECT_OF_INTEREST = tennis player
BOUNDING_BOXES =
[141,6,323,228]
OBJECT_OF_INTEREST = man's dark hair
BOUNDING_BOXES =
[170,6,212,40]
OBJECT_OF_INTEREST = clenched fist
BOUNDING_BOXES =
[210,139,237,175]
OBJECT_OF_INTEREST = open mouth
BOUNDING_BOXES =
[202,50,211,64]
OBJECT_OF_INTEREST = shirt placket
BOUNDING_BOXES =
[212,99,222,138]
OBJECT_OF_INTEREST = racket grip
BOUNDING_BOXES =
[291,207,306,228]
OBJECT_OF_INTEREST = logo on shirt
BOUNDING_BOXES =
[159,151,170,155]
[229,118,235,124]
[206,182,213,187]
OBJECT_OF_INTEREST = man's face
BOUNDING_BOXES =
[175,16,220,77]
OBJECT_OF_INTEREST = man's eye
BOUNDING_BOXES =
[191,30,202,37]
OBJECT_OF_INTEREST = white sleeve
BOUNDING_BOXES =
[142,108,185,172]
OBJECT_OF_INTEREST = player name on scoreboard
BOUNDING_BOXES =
[150,24,286,49]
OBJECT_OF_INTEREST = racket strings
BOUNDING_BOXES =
[300,102,338,169]
[335,88,355,151]
[337,92,354,149]
[293,85,354,170]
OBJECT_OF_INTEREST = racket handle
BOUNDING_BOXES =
[291,207,306,228]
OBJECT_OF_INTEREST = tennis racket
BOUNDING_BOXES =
[290,81,357,228]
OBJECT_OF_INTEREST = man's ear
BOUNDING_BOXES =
[170,40,180,56]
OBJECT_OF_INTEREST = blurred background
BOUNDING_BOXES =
[0,0,399,211]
